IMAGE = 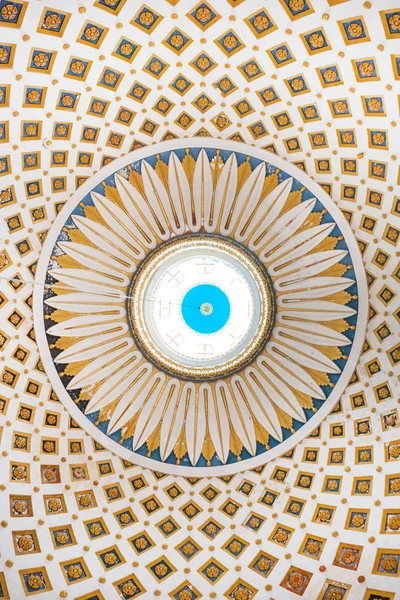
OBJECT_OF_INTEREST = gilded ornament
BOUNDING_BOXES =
[27,575,43,589]
[233,590,249,600]
[104,552,117,565]
[170,34,183,48]
[44,13,61,29]
[309,33,324,48]
[48,498,61,511]
[389,13,400,30]
[289,0,305,9]
[120,513,131,523]
[305,541,319,554]
[276,48,288,60]
[351,514,365,527]
[318,509,331,522]
[381,556,397,571]
[347,23,363,38]
[27,90,40,103]
[84,26,100,40]
[155,564,168,576]
[223,35,238,49]
[17,535,33,551]
[139,11,155,25]
[328,591,343,600]
[253,15,269,31]
[359,61,374,76]
[245,63,258,75]
[1,4,18,20]
[196,7,211,23]
[70,61,84,74]
[56,532,69,544]
[104,72,117,84]
[288,573,305,589]
[207,566,219,578]
[67,565,83,579]
[341,550,356,564]
[14,500,27,514]
[291,78,304,90]
[33,52,49,67]
[373,132,385,145]
[324,69,338,82]
[0,47,8,62]
[275,530,288,542]
[122,583,137,595]
[79,494,92,507]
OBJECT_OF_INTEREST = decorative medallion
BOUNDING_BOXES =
[34,139,367,475]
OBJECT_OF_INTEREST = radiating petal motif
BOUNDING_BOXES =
[141,159,185,235]
[85,354,146,415]
[240,371,283,441]
[194,149,213,232]
[210,152,237,232]
[91,192,146,260]
[185,384,207,466]
[208,386,230,464]
[160,382,193,461]
[236,177,293,244]
[107,371,164,434]
[38,144,363,473]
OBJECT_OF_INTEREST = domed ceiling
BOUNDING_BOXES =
[0,1,399,599]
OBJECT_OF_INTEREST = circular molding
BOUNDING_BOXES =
[128,233,274,381]
[34,138,368,476]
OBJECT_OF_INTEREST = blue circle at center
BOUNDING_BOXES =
[181,284,230,334]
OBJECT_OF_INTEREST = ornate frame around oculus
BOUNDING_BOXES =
[34,139,368,476]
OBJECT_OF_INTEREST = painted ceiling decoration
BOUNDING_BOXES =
[0,0,399,599]
[35,140,367,475]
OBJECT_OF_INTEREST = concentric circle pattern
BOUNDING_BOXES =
[35,140,367,475]
[0,0,399,599]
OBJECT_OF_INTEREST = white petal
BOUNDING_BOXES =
[275,276,354,294]
[46,311,126,337]
[239,371,282,441]
[221,162,265,235]
[45,292,124,313]
[55,327,129,363]
[132,374,176,451]
[208,386,230,464]
[256,198,316,257]
[107,371,165,434]
[141,160,183,235]
[91,192,145,259]
[48,268,127,295]
[254,358,307,422]
[58,241,135,276]
[85,355,146,415]
[270,248,347,278]
[186,384,207,466]
[278,297,356,319]
[211,152,237,231]
[236,177,293,243]
[169,152,200,231]
[221,382,256,455]
[275,319,351,346]
[267,223,335,268]
[195,149,213,232]
[160,382,192,461]
[271,337,340,374]
[263,348,326,398]
[72,215,142,264]
[67,342,134,390]
[114,174,159,247]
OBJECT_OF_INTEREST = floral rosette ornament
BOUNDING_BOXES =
[34,139,367,476]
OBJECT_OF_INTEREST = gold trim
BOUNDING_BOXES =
[128,235,274,381]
